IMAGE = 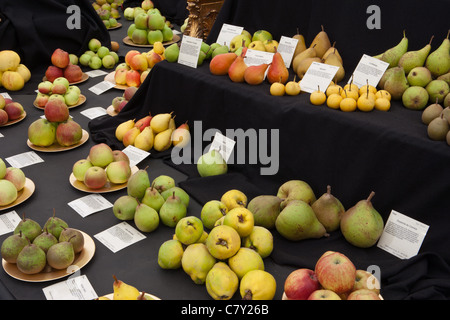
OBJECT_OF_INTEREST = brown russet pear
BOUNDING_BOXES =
[427,113,449,140]
[292,28,307,58]
[296,57,321,79]
[398,35,433,74]
[311,185,345,232]
[209,52,237,76]
[228,47,248,82]
[383,66,409,100]
[46,235,75,270]
[309,25,331,58]
[378,30,408,68]
[244,63,270,85]
[16,241,47,274]
[267,49,289,84]
[425,30,450,77]
[292,45,317,73]
[324,50,345,83]
[422,98,443,124]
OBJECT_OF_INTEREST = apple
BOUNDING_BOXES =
[0,158,6,179]
[63,64,83,83]
[134,12,149,30]
[79,53,91,66]
[116,62,129,72]
[83,166,108,189]
[140,70,150,83]
[130,54,148,71]
[1,71,24,91]
[88,143,114,168]
[146,51,162,68]
[102,55,116,69]
[315,251,356,294]
[45,66,63,82]
[147,30,163,45]
[51,48,70,69]
[123,86,138,101]
[88,38,101,52]
[69,54,78,65]
[197,149,227,177]
[106,160,131,184]
[284,268,320,300]
[308,289,341,300]
[175,216,204,245]
[28,118,56,147]
[252,30,273,42]
[112,150,130,164]
[132,29,148,45]
[44,98,69,122]
[34,93,49,108]
[4,102,24,120]
[38,81,53,94]
[4,167,26,191]
[51,82,67,95]
[347,289,381,300]
[126,70,141,87]
[223,207,254,237]
[112,96,126,112]
[0,109,8,125]
[125,50,141,66]
[352,269,381,295]
[147,13,165,30]
[89,56,102,69]
[56,119,83,146]
[0,95,5,109]
[114,68,127,85]
[141,0,154,11]
[72,159,93,182]
[0,180,18,206]
[64,86,80,106]
[47,93,65,104]
[248,41,266,52]
[118,100,128,112]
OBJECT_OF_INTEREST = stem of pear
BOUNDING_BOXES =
[367,191,375,202]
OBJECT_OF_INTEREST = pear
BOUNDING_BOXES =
[426,79,449,103]
[209,52,237,76]
[181,243,216,284]
[425,30,450,77]
[152,174,175,193]
[311,185,345,232]
[324,50,345,83]
[296,57,322,80]
[14,214,42,243]
[127,166,150,200]
[43,209,69,239]
[1,231,28,263]
[112,275,141,300]
[437,72,450,86]
[340,191,384,248]
[379,30,408,68]
[205,261,239,300]
[277,180,316,209]
[159,192,187,227]
[133,126,154,151]
[158,239,184,269]
[398,35,434,74]
[292,45,317,73]
[383,66,409,100]
[211,44,229,59]
[427,113,449,141]
[115,119,135,142]
[422,100,443,125]
[267,49,289,84]
[113,195,139,220]
[292,28,307,58]
[59,227,84,254]
[161,186,190,207]
[322,42,343,63]
[171,121,190,148]
[122,126,140,147]
[228,47,248,83]
[246,195,283,229]
[243,63,270,85]
[150,112,173,134]
[32,228,58,253]
[378,67,395,89]
[153,127,174,151]
[309,25,331,58]
[141,183,165,212]
[275,200,328,241]
[46,236,75,270]
[134,203,159,233]
[164,43,180,63]
[16,241,47,274]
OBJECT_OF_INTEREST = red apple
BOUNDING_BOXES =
[0,109,8,125]
[89,143,114,168]
[83,166,108,189]
[118,99,128,112]
[315,251,356,294]
[347,289,381,300]
[51,48,70,69]
[35,93,49,108]
[45,65,64,82]
[38,81,53,94]
[308,289,342,300]
[123,86,138,101]
[56,119,83,146]
[284,268,320,300]
[112,96,126,112]
[51,82,67,95]
[135,114,152,131]
[112,150,130,164]
[125,70,141,87]
[44,99,69,122]
[64,64,83,83]
[125,50,141,66]
[4,102,24,120]
[4,167,26,191]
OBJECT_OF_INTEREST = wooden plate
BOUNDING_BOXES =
[2,230,95,282]
[106,105,118,116]
[27,129,89,152]
[69,166,138,193]
[33,94,86,110]
[107,22,122,30]
[101,292,161,300]
[43,72,89,85]
[104,72,128,90]
[122,34,180,48]
[0,111,26,127]
[0,178,35,211]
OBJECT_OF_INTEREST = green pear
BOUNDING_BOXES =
[14,214,42,243]
[1,231,29,263]
[134,203,159,232]
[181,243,216,284]
[311,185,345,232]
[16,242,47,274]
[151,174,175,193]
[427,113,449,141]
[241,226,274,258]
[164,43,180,63]
[200,200,228,230]
[437,72,450,86]
[127,167,150,200]
[46,237,75,270]
[407,66,432,87]
[402,86,429,110]
[59,227,84,254]
[43,209,68,239]
[246,195,283,229]
[32,229,58,253]
[425,30,450,77]
[211,45,229,59]
[398,35,433,74]
[276,180,316,209]
[383,66,410,100]
[379,30,408,68]
[158,239,184,269]
[141,183,165,212]
[161,186,189,207]
[228,247,264,280]
[159,192,187,227]
[113,195,139,221]
[340,191,384,248]
[175,216,203,245]
[197,149,227,177]
[426,79,449,103]
[422,98,444,124]
[205,262,239,300]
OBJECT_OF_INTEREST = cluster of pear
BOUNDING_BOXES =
[115,111,190,152]
[422,101,450,144]
[0,50,31,91]
[158,189,277,300]
[374,30,450,111]
[0,211,84,275]
[96,275,158,300]
[113,169,190,233]
[291,26,345,82]
[310,80,392,112]
[0,158,27,207]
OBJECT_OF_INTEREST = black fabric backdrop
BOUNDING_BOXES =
[88,0,450,299]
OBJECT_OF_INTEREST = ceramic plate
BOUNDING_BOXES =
[107,22,122,30]
[2,230,95,282]
[0,178,35,211]
[101,292,160,300]
[43,72,89,85]
[0,111,26,127]
[69,166,138,193]
[33,94,86,110]
[104,72,128,90]
[122,34,180,48]
[106,105,118,116]
[27,129,89,152]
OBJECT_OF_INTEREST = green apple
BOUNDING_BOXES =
[64,87,80,106]
[69,54,78,65]
[134,203,159,232]
[97,46,110,59]
[89,56,102,69]
[132,28,149,45]
[89,143,114,168]
[134,12,148,30]
[123,7,135,20]
[252,30,273,42]
[88,38,101,52]
[102,54,116,69]
[147,12,165,30]
[223,207,254,237]
[200,200,228,230]
[113,195,139,221]
[79,53,92,66]
[158,239,184,269]
[127,23,137,39]
[229,34,251,52]
[72,159,93,182]
[162,24,173,42]
[241,226,273,258]
[106,160,131,184]
[0,180,18,206]
[28,118,56,147]
[147,29,163,45]
[175,216,204,245]
[0,158,6,179]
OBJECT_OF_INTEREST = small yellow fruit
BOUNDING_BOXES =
[341,88,359,100]
[326,93,343,109]
[326,84,342,96]
[376,90,391,101]
[340,97,357,112]
[359,84,377,96]
[310,87,326,105]
[153,42,165,55]
[343,83,359,92]
[285,79,301,96]
[374,97,391,111]
[270,82,285,96]
[357,95,375,112]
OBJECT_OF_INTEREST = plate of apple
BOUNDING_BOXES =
[0,98,27,127]
[0,164,35,211]
[27,128,90,153]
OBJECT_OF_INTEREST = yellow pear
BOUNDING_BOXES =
[292,46,317,73]
[122,127,140,147]
[324,51,345,83]
[296,57,322,79]
[309,25,331,58]
[150,112,173,134]
[112,275,140,300]
[154,128,173,151]
[292,29,307,58]
[115,119,135,141]
[322,42,343,64]
[285,76,301,96]
[134,126,154,151]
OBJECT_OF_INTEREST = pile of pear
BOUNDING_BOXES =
[0,158,28,207]
[0,211,85,275]
[115,112,190,152]
[422,100,450,144]
[96,275,158,300]
[157,189,278,300]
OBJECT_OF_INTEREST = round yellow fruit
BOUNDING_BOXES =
[270,82,285,96]
[310,89,326,105]
[376,90,391,101]
[359,84,377,96]
[326,93,343,109]
[1,71,25,91]
[357,95,375,112]
[240,270,276,300]
[326,84,342,96]
[341,88,359,100]
[0,50,21,72]
[285,80,301,96]
[374,97,391,111]
[16,64,31,83]
[340,97,357,112]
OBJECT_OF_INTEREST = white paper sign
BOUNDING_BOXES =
[216,23,244,48]
[178,35,203,68]
[89,80,115,95]
[0,211,22,236]
[94,222,146,253]
[43,275,98,300]
[68,194,113,218]
[85,70,108,78]
[299,62,340,93]
[377,210,429,259]
[6,151,44,168]
[80,107,108,119]
[0,92,12,100]
[244,49,274,67]
[277,36,299,68]
[350,54,390,88]
[122,145,150,168]
[209,132,236,163]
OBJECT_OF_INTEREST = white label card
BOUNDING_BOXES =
[122,145,150,168]
[43,275,98,300]
[94,222,146,253]
[0,92,12,100]
[277,36,299,68]
[85,70,108,78]
[209,132,236,163]
[377,210,429,259]
[178,35,203,68]
[244,49,274,67]
[299,62,340,93]
[68,194,113,218]
[216,23,244,48]
[350,54,390,88]
[5,151,44,168]
[89,80,115,95]
[0,211,22,236]
[80,107,108,119]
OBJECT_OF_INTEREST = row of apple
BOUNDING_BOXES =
[0,96,25,125]
[0,50,31,91]
[0,158,27,207]
[34,77,82,108]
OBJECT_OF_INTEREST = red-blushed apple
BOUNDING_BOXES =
[63,64,83,83]
[0,95,5,109]
[112,96,126,112]
[45,66,64,82]
[140,70,149,83]
[114,68,127,85]
[83,166,108,189]
[315,251,356,294]
[146,51,162,68]
[130,53,148,71]
[35,93,50,108]
[112,150,130,164]
[123,86,138,101]
[0,180,17,206]
[38,81,53,94]
[44,99,69,123]
[308,289,341,300]
[1,71,24,91]
[52,77,70,90]
[0,109,8,125]
[352,269,381,295]
[72,159,93,182]
[106,160,131,184]
[118,100,128,112]
[126,70,141,87]
[28,118,56,147]
[347,289,381,300]
[284,268,320,300]
[47,93,65,104]
[115,62,129,72]
[125,50,141,66]
[56,119,83,146]
[89,143,114,168]
[51,48,70,69]
[51,82,67,95]
[135,114,152,131]
[4,167,26,191]
[4,102,24,120]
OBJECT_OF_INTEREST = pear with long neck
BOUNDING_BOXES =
[379,30,408,68]
[425,30,450,77]
[383,66,409,100]
[398,35,434,74]
[228,45,248,83]
[244,63,270,85]
[267,49,289,84]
